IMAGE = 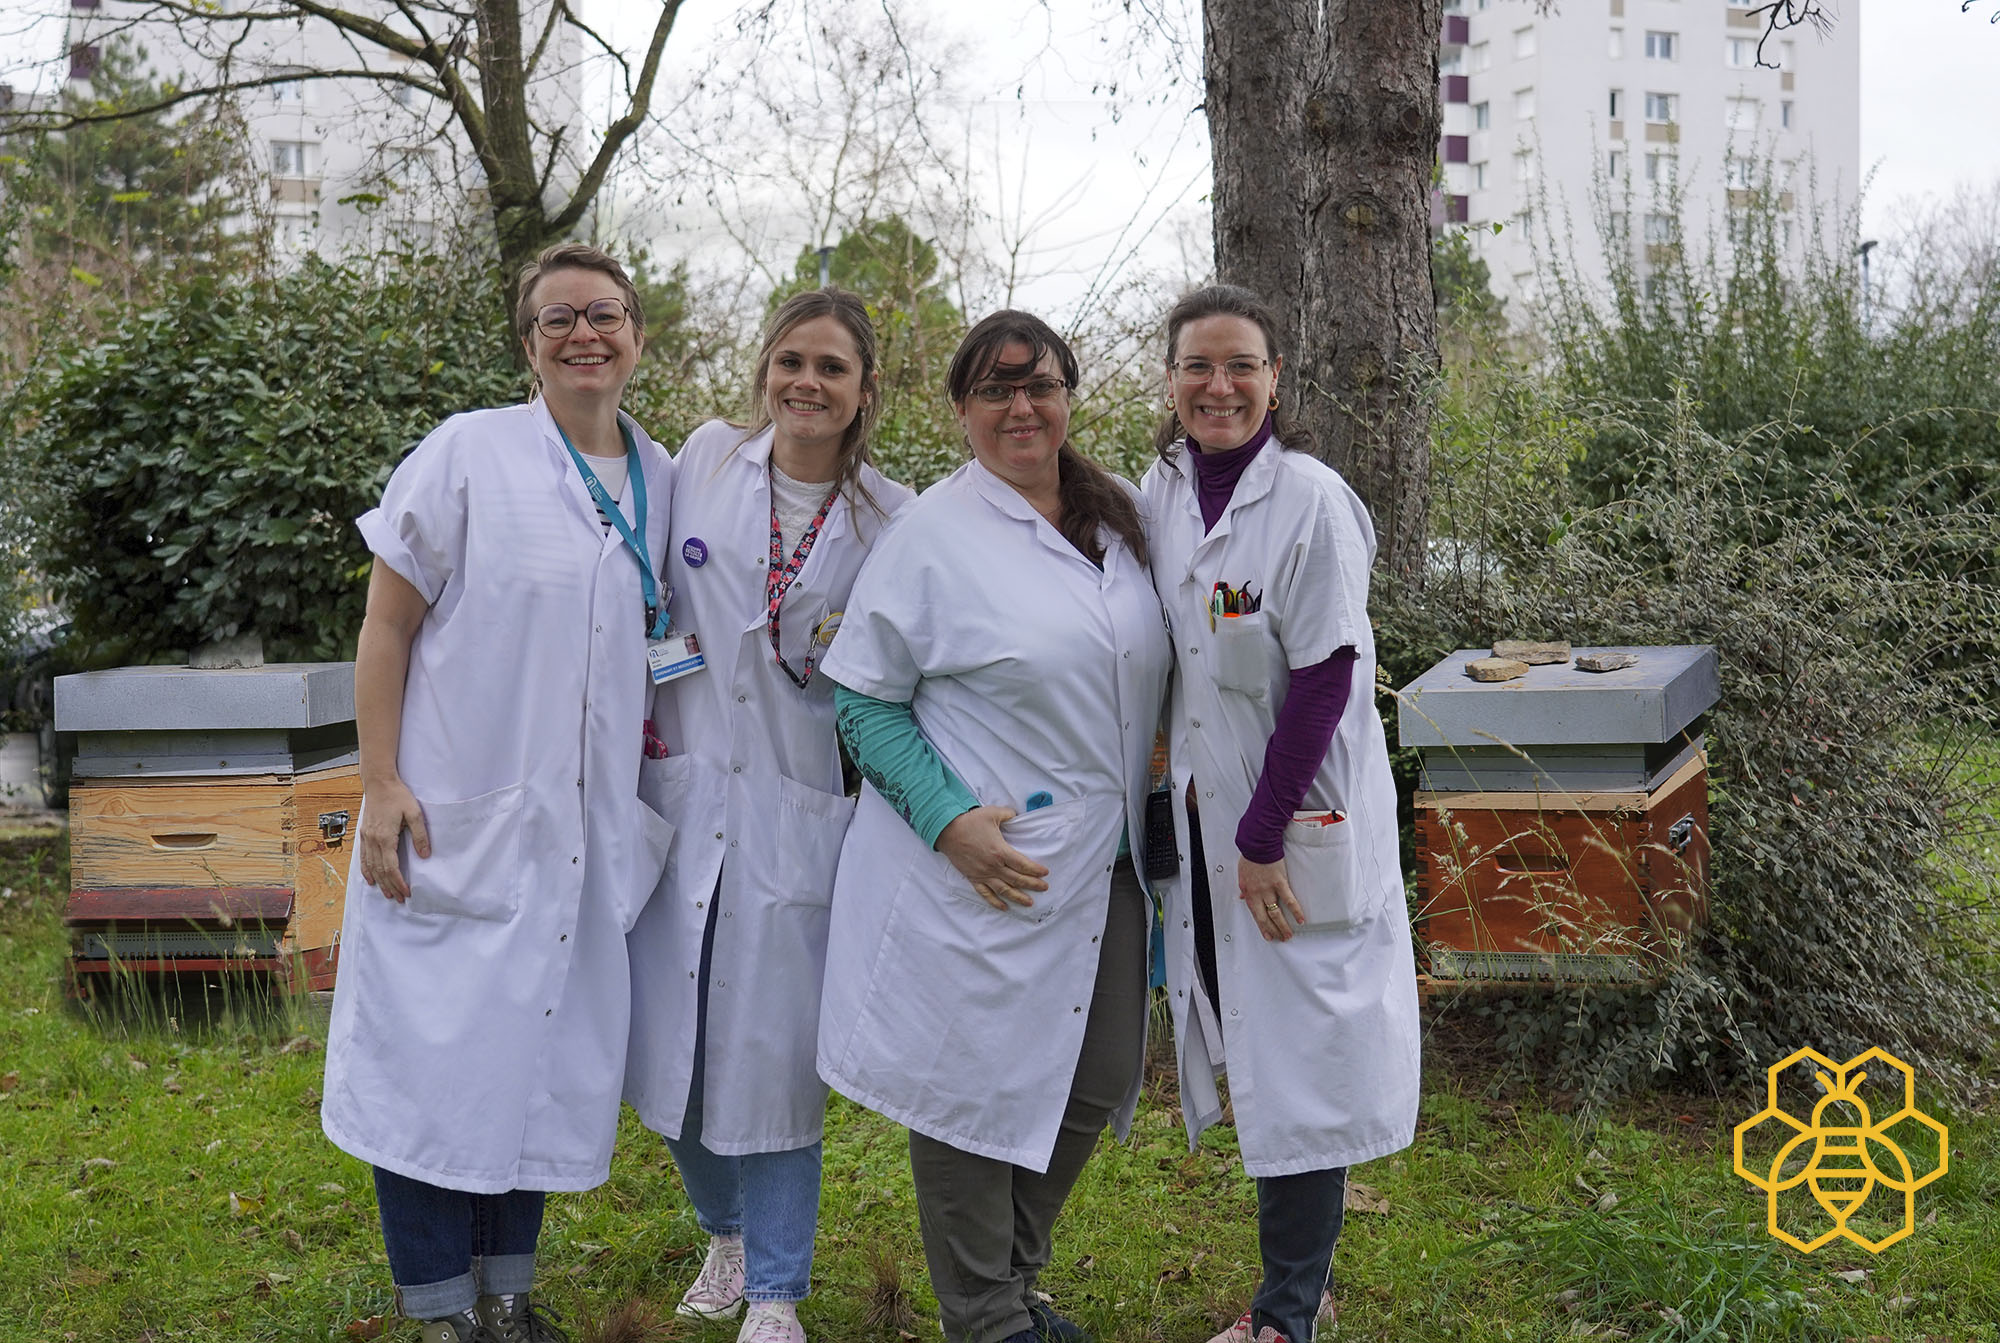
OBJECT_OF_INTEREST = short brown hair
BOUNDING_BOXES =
[514,242,645,345]
[1153,283,1315,459]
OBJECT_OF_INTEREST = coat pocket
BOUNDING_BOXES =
[402,783,528,922]
[1283,812,1369,932]
[775,774,857,908]
[942,797,1089,921]
[622,795,678,932]
[639,754,695,821]
[1213,611,1271,697]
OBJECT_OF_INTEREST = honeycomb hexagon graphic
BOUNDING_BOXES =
[1733,1047,1948,1253]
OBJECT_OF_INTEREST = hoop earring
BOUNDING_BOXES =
[1268,392,1279,410]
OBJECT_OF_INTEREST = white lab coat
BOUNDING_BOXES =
[1139,441,1420,1178]
[816,458,1172,1171]
[624,420,914,1154]
[322,398,676,1194]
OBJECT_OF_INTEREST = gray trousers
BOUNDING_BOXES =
[907,863,1149,1343]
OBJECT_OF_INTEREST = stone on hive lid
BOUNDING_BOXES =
[1465,657,1531,682]
[1575,651,1640,673]
[1492,639,1571,665]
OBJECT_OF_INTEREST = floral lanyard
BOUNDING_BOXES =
[766,482,839,688]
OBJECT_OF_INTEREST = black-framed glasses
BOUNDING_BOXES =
[968,377,1070,406]
[1172,357,1270,384]
[534,298,630,339]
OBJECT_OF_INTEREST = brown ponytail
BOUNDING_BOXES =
[947,310,1148,568]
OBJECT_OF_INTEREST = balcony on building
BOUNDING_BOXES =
[1443,135,1470,164]
[1445,195,1470,224]
[1443,15,1470,46]
[1443,75,1469,104]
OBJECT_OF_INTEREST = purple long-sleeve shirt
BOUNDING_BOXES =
[1187,420,1358,863]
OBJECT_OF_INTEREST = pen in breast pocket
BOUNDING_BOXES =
[1291,809,1346,827]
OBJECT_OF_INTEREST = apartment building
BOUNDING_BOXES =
[1436,0,1861,311]
[64,0,583,259]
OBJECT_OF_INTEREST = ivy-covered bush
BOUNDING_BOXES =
[13,253,519,664]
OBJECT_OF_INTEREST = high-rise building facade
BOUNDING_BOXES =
[1437,0,1861,313]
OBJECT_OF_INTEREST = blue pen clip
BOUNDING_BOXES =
[1025,791,1053,812]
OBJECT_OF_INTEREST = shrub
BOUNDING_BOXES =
[11,252,519,665]
[1388,384,2000,1107]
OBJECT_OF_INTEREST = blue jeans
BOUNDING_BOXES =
[1250,1166,1347,1343]
[663,890,823,1302]
[372,1167,545,1318]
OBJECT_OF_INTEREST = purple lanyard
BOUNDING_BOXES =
[766,486,838,688]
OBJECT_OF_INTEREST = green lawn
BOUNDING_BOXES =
[3,831,1994,1343]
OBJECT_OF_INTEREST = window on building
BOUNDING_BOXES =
[272,78,303,104]
[68,42,101,80]
[1514,87,1536,120]
[1645,91,1677,123]
[1443,0,1465,11]
[1608,149,1625,178]
[1473,161,1488,190]
[1645,30,1677,61]
[1644,151,1666,181]
[1476,0,1490,10]
[271,140,317,177]
[1726,98,1759,133]
[1728,212,1755,245]
[1609,88,1623,118]
[1645,273,1666,301]
[1779,40,1794,70]
[1608,28,1624,59]
[1726,37,1756,69]
[72,0,102,10]
[1514,149,1535,183]
[1474,100,1491,129]
[1608,211,1629,239]
[1781,217,1794,247]
[1514,26,1537,59]
[1470,42,1491,72]
[1781,100,1793,129]
[1725,157,1754,189]
[392,147,436,185]
[1441,47,1466,76]
[1644,212,1674,244]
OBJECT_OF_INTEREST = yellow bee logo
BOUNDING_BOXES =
[1734,1047,1947,1253]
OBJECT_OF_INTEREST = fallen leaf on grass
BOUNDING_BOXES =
[284,1229,305,1251]
[163,1076,182,1095]
[298,1086,321,1109]
[127,1054,149,1071]
[277,1035,318,1056]
[229,1191,264,1217]
[1595,1190,1620,1212]
[317,1182,347,1195]
[1885,1295,1915,1312]
[0,1071,19,1092]
[343,1316,389,1340]
[82,1156,116,1175]
[1833,1268,1869,1284]
[1074,1255,1094,1272]
[205,1139,224,1154]
[1344,1182,1391,1215]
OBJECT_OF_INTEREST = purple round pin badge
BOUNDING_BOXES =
[682,537,709,567]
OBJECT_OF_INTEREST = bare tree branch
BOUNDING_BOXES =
[1745,0,1832,68]
[545,0,683,237]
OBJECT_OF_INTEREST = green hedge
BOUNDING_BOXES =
[13,254,520,664]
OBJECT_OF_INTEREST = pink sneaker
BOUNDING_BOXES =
[737,1300,806,1343]
[676,1233,746,1320]
[1205,1293,1334,1343]
[1206,1313,1254,1343]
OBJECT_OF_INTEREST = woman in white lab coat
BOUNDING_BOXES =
[322,244,674,1343]
[624,289,913,1343]
[818,311,1172,1343]
[1139,285,1420,1343]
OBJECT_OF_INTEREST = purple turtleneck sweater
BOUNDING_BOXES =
[1187,417,1359,864]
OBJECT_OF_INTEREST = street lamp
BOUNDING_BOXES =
[815,245,836,288]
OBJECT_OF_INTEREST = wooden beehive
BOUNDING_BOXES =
[1398,646,1719,985]
[55,665,360,992]
[1414,751,1709,984]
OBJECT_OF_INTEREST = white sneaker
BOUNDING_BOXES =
[1204,1293,1334,1343]
[676,1233,746,1320]
[1206,1314,1254,1343]
[736,1299,806,1343]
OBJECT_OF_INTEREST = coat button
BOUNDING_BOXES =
[595,624,603,633]
[1223,933,1232,943]
[1192,719,1202,729]
[1213,864,1224,874]
[737,694,748,703]
[695,901,704,910]
[572,856,580,864]
[1122,650,1130,658]
[576,778,584,788]
[733,765,742,773]
[560,934,567,942]
[715,832,724,840]
[1091,935,1099,944]
[1204,790,1214,799]
[1182,919,1190,928]
[545,1009,553,1017]
[689,970,696,978]
[1189,646,1200,655]
[1072,1006,1082,1013]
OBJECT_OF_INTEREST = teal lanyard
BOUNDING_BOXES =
[556,420,668,639]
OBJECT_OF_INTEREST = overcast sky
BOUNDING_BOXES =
[11,0,1997,313]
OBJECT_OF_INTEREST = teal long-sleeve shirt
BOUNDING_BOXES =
[833,682,980,849]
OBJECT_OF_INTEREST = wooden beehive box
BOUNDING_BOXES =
[1398,646,1720,985]
[1414,751,1710,983]
[55,664,360,992]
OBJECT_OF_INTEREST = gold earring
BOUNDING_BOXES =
[1268,392,1279,411]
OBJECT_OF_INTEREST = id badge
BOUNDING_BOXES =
[648,631,706,684]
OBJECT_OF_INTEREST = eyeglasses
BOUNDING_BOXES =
[968,378,1070,406]
[1172,357,1271,384]
[533,299,630,339]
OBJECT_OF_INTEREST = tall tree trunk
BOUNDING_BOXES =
[1204,0,1441,583]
